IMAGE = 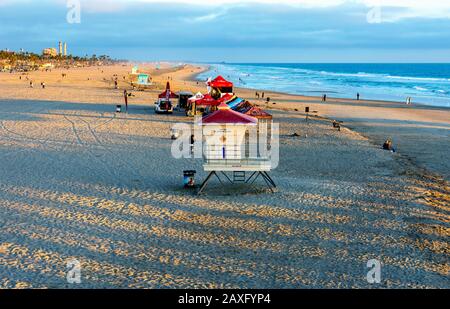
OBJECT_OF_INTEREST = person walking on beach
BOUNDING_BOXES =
[357,93,360,101]
[123,90,135,112]
[190,135,195,155]
[262,92,265,99]
[30,81,33,88]
[114,80,118,89]
[322,94,327,102]
[123,90,129,111]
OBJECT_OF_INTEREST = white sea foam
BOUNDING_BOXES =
[197,63,450,107]
[414,86,428,91]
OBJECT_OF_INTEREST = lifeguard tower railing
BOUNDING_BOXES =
[198,143,276,194]
[203,143,272,171]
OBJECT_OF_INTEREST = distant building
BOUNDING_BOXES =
[41,63,55,70]
[0,59,11,72]
[43,48,58,57]
[63,42,67,56]
[59,41,62,56]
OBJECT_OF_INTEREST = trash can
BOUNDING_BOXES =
[171,128,180,140]
[183,170,196,188]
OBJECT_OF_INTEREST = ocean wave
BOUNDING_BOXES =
[386,75,450,82]
[229,64,450,83]
[315,71,450,83]
[197,64,450,107]
[414,86,428,91]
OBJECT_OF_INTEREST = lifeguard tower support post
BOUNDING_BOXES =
[197,102,276,194]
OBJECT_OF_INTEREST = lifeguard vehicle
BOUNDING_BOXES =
[155,82,178,114]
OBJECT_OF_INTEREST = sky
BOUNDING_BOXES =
[1,0,450,62]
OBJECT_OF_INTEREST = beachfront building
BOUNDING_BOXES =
[197,102,276,194]
[42,48,58,57]
[0,59,11,72]
[40,63,55,70]
[208,75,234,99]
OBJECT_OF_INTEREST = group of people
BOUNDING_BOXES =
[255,91,265,99]
[29,81,45,89]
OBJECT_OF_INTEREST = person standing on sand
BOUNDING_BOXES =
[30,81,33,88]
[357,93,360,100]
[322,94,327,102]
[123,90,134,112]
[41,82,46,89]
[114,80,118,89]
[262,92,265,99]
[123,90,129,111]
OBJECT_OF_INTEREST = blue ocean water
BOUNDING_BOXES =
[196,63,450,107]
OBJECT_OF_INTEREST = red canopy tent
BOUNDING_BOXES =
[202,102,257,125]
[208,76,233,88]
[244,106,273,119]
[216,93,236,104]
[195,94,219,106]
[158,82,179,99]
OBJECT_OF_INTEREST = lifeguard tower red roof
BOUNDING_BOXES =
[202,102,257,125]
[158,82,179,99]
[208,76,233,88]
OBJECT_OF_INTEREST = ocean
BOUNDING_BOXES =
[196,63,450,107]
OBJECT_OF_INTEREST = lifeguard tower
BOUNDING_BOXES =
[197,102,276,194]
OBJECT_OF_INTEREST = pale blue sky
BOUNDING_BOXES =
[1,0,450,62]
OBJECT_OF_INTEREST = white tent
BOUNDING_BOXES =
[188,92,204,103]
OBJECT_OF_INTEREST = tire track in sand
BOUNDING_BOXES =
[76,114,146,187]
[62,114,120,182]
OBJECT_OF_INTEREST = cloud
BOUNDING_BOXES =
[1,0,450,61]
[51,0,450,22]
[362,0,450,21]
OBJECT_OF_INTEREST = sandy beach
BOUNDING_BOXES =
[0,64,448,288]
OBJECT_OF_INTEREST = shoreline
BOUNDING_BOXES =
[187,64,450,181]
[191,65,450,111]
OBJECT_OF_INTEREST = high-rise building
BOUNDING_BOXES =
[58,41,62,56]
[63,42,67,56]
